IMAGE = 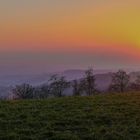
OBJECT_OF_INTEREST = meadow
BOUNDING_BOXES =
[0,93,140,140]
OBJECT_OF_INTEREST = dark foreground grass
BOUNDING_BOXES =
[0,93,140,140]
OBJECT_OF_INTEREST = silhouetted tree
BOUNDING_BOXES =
[129,75,140,91]
[136,75,140,84]
[12,83,34,99]
[109,70,130,93]
[81,68,97,96]
[34,84,50,99]
[72,79,82,96]
[49,74,70,97]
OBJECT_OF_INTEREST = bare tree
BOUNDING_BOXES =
[49,74,70,97]
[136,75,140,85]
[81,68,97,96]
[12,83,34,99]
[109,70,130,93]
[72,79,82,96]
[34,84,50,99]
[129,75,140,91]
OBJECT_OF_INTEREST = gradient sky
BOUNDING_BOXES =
[0,0,140,74]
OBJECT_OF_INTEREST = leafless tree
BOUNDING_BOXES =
[72,79,82,96]
[109,70,130,93]
[81,68,97,96]
[136,75,140,84]
[49,74,70,97]
[129,75,140,91]
[12,83,34,99]
[34,84,50,99]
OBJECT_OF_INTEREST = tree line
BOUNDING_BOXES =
[10,68,140,99]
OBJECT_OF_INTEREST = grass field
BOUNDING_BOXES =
[0,93,140,140]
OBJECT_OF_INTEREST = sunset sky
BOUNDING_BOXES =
[0,0,140,74]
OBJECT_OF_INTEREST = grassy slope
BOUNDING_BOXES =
[0,93,140,140]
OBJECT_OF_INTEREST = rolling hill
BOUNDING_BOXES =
[0,92,140,140]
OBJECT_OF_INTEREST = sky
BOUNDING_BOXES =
[0,0,140,74]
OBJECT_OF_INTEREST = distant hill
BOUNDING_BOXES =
[62,69,114,80]
[0,69,114,86]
